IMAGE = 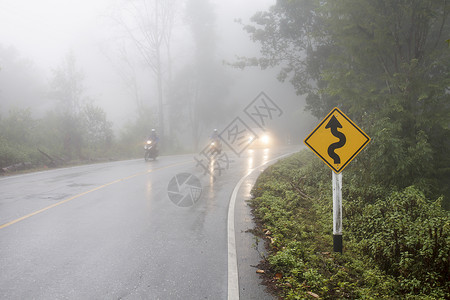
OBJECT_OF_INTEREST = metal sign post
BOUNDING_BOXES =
[304,107,370,253]
[332,171,342,253]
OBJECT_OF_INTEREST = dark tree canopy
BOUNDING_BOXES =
[240,0,450,202]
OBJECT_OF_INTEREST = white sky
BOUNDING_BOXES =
[0,0,110,64]
[0,0,273,68]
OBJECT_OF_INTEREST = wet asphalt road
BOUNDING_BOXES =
[0,146,299,299]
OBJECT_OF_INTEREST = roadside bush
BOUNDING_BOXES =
[0,138,24,167]
[0,137,41,168]
[250,150,449,299]
[348,186,450,297]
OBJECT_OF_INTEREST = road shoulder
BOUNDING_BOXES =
[234,170,275,300]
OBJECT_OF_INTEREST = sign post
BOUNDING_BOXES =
[304,107,370,253]
[332,171,342,253]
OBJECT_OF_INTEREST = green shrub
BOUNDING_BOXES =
[0,139,24,168]
[250,150,449,299]
[348,186,450,297]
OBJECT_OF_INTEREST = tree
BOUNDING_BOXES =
[167,0,232,151]
[0,108,37,167]
[49,53,114,160]
[82,104,114,156]
[48,53,88,158]
[112,0,179,138]
[50,52,86,116]
[240,0,450,202]
[0,45,46,115]
[101,42,146,114]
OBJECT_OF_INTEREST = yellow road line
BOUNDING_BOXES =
[0,160,191,230]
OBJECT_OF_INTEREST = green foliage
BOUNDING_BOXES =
[0,137,26,167]
[82,103,114,157]
[0,48,166,171]
[0,108,40,168]
[0,108,35,145]
[242,0,450,206]
[349,187,449,297]
[0,105,118,169]
[250,150,449,299]
[116,106,158,158]
[49,52,86,115]
[0,51,129,169]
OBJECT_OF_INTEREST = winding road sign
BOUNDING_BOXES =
[304,107,370,173]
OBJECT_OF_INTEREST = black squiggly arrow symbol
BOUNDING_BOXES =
[325,115,346,164]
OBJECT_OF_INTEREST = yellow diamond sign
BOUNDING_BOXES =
[304,107,370,173]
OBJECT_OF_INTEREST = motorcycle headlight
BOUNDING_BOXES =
[261,135,270,144]
[147,140,152,145]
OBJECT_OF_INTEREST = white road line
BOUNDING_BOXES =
[227,170,251,300]
[227,152,294,300]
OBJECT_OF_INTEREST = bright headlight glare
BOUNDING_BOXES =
[261,135,270,144]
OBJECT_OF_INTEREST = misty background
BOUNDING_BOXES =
[0,0,315,160]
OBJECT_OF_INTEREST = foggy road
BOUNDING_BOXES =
[0,146,298,299]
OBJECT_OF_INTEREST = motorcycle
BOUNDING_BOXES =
[209,138,222,155]
[144,139,158,161]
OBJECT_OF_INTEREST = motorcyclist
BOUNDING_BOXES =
[211,129,219,141]
[148,129,160,144]
[144,129,159,161]
[210,129,222,154]
[147,129,160,150]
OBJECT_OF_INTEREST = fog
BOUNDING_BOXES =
[0,0,315,152]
